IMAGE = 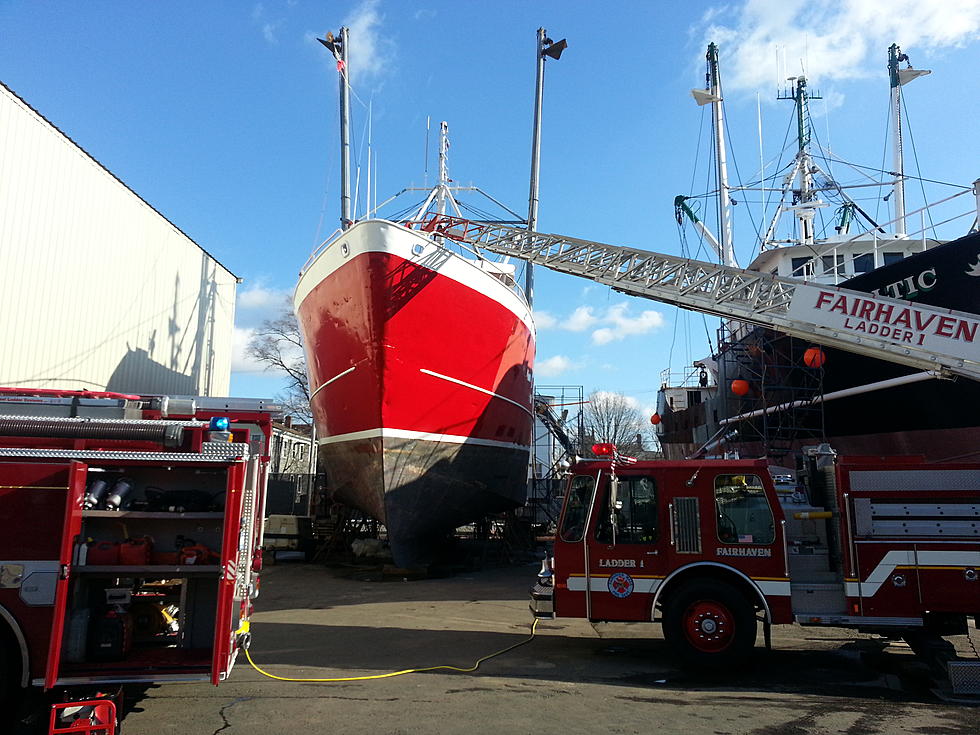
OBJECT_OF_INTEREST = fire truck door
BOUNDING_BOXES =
[211,457,256,685]
[553,472,602,619]
[39,461,87,690]
[587,472,666,622]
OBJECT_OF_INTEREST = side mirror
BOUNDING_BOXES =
[608,476,623,544]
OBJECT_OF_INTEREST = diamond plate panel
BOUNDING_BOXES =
[0,444,249,462]
[949,661,980,695]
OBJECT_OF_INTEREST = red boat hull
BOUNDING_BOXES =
[295,220,535,565]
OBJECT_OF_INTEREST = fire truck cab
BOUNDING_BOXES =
[531,445,980,668]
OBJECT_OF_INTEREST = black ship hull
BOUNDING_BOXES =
[658,231,980,461]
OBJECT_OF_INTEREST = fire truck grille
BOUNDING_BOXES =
[674,497,702,554]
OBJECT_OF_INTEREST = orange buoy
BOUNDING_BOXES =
[803,347,826,368]
[650,413,661,425]
[731,379,750,396]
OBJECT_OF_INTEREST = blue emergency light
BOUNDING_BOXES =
[209,417,230,431]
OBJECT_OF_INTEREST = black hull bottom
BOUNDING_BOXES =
[319,435,529,567]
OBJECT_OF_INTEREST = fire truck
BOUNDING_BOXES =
[0,388,278,731]
[529,444,979,680]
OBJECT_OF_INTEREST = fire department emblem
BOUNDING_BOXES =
[608,572,634,598]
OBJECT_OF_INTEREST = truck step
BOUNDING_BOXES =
[949,661,980,696]
[790,582,846,614]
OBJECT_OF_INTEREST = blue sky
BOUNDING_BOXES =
[3,1,978,419]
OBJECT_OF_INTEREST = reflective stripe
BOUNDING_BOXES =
[566,574,791,597]
[849,549,980,597]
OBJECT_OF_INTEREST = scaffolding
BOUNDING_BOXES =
[718,321,825,458]
[526,385,585,525]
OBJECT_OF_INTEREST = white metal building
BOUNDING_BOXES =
[0,81,236,396]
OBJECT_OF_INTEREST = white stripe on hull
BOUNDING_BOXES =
[309,366,356,400]
[419,368,533,417]
[317,426,531,452]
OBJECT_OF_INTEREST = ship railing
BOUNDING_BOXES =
[659,364,714,390]
[800,185,976,285]
[403,217,531,304]
[300,227,344,276]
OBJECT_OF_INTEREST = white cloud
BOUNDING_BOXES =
[341,0,394,84]
[536,355,576,378]
[231,327,264,374]
[698,0,980,94]
[564,306,598,332]
[534,310,558,329]
[590,303,666,345]
[547,302,667,343]
[251,3,283,45]
[262,22,280,45]
[237,284,291,311]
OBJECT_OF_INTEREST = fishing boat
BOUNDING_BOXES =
[295,30,540,566]
[657,44,980,462]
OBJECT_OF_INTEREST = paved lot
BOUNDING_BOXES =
[45,562,980,733]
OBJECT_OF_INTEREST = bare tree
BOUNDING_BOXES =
[583,390,647,457]
[246,308,311,424]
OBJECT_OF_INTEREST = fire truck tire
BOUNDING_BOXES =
[662,580,756,667]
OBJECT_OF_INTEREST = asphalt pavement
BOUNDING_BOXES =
[40,561,980,734]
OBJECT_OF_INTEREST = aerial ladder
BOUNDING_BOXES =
[413,215,980,382]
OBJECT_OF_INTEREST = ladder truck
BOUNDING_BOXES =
[409,215,980,693]
[532,447,978,685]
[0,388,278,732]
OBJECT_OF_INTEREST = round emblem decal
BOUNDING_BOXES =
[608,572,634,598]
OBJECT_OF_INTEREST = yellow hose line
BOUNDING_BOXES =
[244,618,539,683]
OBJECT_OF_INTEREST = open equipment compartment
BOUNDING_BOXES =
[0,390,276,698]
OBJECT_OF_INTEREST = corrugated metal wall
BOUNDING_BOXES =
[0,83,236,396]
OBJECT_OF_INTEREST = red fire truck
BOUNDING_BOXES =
[531,444,980,678]
[0,388,278,731]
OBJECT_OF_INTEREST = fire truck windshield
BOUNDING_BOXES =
[559,475,595,542]
[713,474,775,545]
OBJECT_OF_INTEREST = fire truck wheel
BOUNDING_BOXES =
[662,580,756,667]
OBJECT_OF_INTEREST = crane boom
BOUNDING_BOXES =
[414,215,980,382]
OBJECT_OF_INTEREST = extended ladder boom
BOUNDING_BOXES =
[414,215,980,382]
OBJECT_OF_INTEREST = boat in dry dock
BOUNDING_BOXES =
[295,29,539,566]
[295,216,534,566]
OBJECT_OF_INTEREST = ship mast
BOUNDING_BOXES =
[889,44,930,237]
[707,43,735,267]
[766,75,824,250]
[687,43,736,267]
[526,28,566,307]
[317,28,352,230]
[437,121,449,216]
